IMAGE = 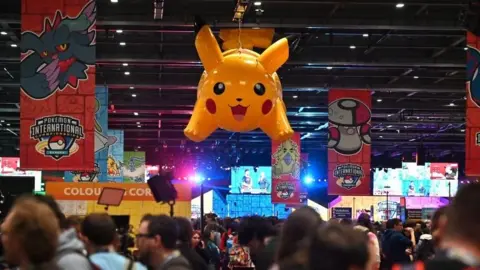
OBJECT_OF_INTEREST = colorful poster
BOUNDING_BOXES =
[0,157,20,174]
[123,151,146,183]
[327,89,372,195]
[271,133,302,204]
[20,0,96,171]
[107,130,124,182]
[466,32,480,176]
[64,86,114,182]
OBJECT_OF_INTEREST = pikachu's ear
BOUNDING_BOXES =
[194,16,223,73]
[258,35,295,74]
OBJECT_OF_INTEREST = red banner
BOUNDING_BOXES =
[271,133,303,204]
[466,32,480,176]
[327,89,372,195]
[20,0,96,170]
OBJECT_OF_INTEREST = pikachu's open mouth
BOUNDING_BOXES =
[230,105,248,121]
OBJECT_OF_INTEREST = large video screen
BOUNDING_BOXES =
[373,162,458,197]
[230,166,272,194]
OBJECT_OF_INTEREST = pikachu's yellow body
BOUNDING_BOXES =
[184,21,294,142]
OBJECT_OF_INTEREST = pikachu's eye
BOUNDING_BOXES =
[56,43,69,52]
[41,51,48,57]
[213,82,225,95]
[254,83,265,96]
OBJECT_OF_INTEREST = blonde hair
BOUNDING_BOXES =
[9,196,60,265]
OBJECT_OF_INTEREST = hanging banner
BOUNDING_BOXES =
[107,130,124,182]
[327,89,372,195]
[466,32,480,176]
[64,86,114,182]
[123,151,146,183]
[271,133,302,204]
[20,0,96,171]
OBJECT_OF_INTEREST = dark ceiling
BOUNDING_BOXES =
[0,0,469,163]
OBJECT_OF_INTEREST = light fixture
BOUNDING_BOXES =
[129,86,135,89]
[448,102,455,107]
[6,123,10,126]
[10,44,17,48]
[116,29,123,33]
[111,0,118,3]
[0,31,7,35]
[377,98,382,102]
[119,42,126,46]
[131,93,137,97]
[396,3,405,8]
[122,63,128,66]
[379,136,384,138]
[124,71,130,75]
[326,66,333,70]
[293,95,298,99]
[137,125,141,128]
[387,114,392,117]
[349,45,356,49]
[461,129,465,132]
[136,122,140,125]
[0,120,4,123]
[133,112,139,116]
[465,47,469,51]
[413,76,419,79]
[387,125,393,128]
[362,33,369,38]
[254,1,262,6]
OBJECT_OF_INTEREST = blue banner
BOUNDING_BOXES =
[65,86,112,182]
[107,130,124,182]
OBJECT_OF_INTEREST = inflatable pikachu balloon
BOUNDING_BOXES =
[184,18,294,142]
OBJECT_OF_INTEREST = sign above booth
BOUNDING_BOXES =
[45,182,192,201]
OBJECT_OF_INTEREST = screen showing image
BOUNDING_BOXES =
[373,168,403,195]
[230,166,272,194]
[0,157,43,192]
[373,163,459,197]
[427,163,458,180]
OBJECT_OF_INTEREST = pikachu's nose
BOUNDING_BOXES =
[236,98,243,102]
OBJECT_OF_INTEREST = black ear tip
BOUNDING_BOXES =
[286,34,300,44]
[194,16,207,33]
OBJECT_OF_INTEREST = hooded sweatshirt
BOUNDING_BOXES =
[381,229,413,265]
[56,228,92,270]
[90,252,147,270]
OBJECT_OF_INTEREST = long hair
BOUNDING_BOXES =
[356,213,374,232]
[276,207,323,262]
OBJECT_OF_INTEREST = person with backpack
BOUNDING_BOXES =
[33,195,92,270]
[80,213,147,270]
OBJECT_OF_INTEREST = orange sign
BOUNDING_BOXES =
[45,182,192,201]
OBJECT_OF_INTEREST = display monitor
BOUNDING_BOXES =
[0,157,43,192]
[230,166,272,194]
[373,163,459,197]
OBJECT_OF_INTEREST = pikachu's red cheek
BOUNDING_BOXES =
[262,100,273,115]
[206,98,216,114]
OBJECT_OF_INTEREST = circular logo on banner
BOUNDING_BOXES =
[334,164,364,190]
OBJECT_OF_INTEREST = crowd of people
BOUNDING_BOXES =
[0,183,479,270]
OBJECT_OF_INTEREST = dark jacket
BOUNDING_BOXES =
[157,254,192,270]
[381,229,413,266]
[177,244,208,270]
[397,250,472,270]
[254,237,279,270]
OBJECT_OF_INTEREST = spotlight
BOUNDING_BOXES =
[396,3,405,8]
[124,71,130,75]
[119,42,126,46]
[122,63,128,66]
[304,175,314,185]
[10,44,17,48]
[0,31,7,35]
[131,94,137,97]
[362,33,369,38]
[349,45,356,49]
[116,29,123,33]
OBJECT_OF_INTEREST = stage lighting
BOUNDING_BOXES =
[194,175,203,183]
[304,176,314,185]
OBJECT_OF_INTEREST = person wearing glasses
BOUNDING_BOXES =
[136,215,192,270]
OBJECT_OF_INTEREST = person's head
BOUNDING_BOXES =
[244,169,250,177]
[34,195,69,230]
[386,218,403,232]
[238,216,274,255]
[80,213,117,252]
[137,215,178,267]
[430,206,448,246]
[203,224,217,241]
[444,183,480,249]
[277,206,323,261]
[192,230,201,248]
[308,224,369,270]
[1,196,60,267]
[66,215,83,233]
[174,217,193,247]
[356,213,374,232]
[340,218,353,226]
